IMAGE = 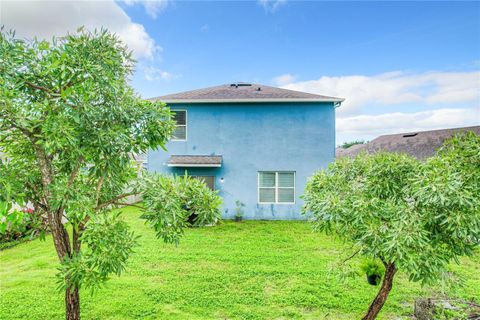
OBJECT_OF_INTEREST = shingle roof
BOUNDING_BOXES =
[335,143,368,158]
[168,155,223,167]
[336,126,480,160]
[150,83,344,103]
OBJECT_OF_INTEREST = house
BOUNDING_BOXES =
[147,83,343,220]
[336,126,480,160]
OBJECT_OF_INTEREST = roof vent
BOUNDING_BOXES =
[403,133,418,138]
[230,83,252,88]
[256,87,262,91]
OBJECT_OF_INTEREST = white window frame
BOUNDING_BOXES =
[257,171,296,204]
[171,109,187,141]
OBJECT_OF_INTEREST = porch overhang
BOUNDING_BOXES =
[167,155,222,168]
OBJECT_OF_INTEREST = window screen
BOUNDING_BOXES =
[258,171,295,204]
[172,110,187,140]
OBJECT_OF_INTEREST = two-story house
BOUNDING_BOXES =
[148,83,343,220]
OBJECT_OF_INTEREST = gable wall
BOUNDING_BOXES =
[148,102,335,220]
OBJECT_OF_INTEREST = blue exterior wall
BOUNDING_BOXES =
[147,102,335,220]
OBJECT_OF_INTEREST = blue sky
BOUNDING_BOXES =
[3,0,480,143]
[121,1,480,97]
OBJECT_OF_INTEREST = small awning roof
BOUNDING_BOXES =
[167,155,222,167]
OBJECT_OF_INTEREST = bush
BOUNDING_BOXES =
[140,174,222,244]
[0,207,45,249]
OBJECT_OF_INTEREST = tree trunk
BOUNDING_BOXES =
[65,287,80,320]
[362,262,397,320]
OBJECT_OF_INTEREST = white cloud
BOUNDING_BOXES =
[282,70,480,115]
[1,0,159,59]
[272,74,296,86]
[143,66,175,81]
[123,0,169,19]
[257,0,287,13]
[337,107,480,138]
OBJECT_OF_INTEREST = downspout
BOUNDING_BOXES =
[333,100,343,159]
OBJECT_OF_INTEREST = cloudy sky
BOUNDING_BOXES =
[1,0,479,144]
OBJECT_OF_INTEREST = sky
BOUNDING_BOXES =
[1,0,479,144]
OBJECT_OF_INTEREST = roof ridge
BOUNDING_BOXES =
[148,82,344,103]
[375,125,480,139]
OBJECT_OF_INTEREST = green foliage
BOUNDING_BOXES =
[340,140,366,149]
[0,207,45,244]
[0,27,176,295]
[141,174,222,244]
[407,132,480,282]
[360,259,385,277]
[0,162,42,244]
[303,132,480,285]
[57,212,137,292]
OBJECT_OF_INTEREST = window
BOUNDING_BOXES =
[172,110,187,140]
[191,176,215,191]
[258,171,295,204]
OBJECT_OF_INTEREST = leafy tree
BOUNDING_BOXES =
[302,132,480,320]
[339,139,366,149]
[0,29,221,320]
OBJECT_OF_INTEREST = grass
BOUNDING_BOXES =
[1,206,479,320]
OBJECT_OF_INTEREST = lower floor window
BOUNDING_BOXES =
[191,175,215,191]
[258,171,295,204]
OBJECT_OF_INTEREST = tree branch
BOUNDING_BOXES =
[24,81,59,96]
[67,157,84,189]
[95,175,104,206]
[111,202,145,210]
[57,156,85,215]
[60,76,86,92]
[342,249,360,264]
[95,192,139,211]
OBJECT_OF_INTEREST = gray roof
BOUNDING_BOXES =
[336,143,368,158]
[336,126,480,160]
[150,83,344,104]
[168,155,222,167]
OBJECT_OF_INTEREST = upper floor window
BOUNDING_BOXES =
[258,171,295,204]
[172,110,187,141]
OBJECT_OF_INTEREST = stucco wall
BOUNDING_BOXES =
[147,102,335,220]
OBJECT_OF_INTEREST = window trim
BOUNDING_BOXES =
[171,109,187,141]
[257,171,296,205]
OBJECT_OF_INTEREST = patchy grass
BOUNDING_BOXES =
[0,206,479,319]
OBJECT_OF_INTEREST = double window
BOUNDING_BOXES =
[258,171,295,204]
[172,110,187,141]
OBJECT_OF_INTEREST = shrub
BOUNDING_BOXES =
[141,174,222,244]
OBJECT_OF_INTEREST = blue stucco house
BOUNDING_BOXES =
[147,83,343,220]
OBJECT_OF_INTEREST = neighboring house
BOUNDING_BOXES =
[336,126,480,160]
[148,83,343,220]
[124,153,148,204]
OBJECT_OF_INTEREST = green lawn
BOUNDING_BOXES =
[1,206,479,320]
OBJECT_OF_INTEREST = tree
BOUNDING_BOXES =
[0,29,221,320]
[339,139,366,149]
[302,132,480,320]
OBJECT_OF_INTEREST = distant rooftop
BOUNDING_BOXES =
[150,82,344,104]
[336,126,480,160]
